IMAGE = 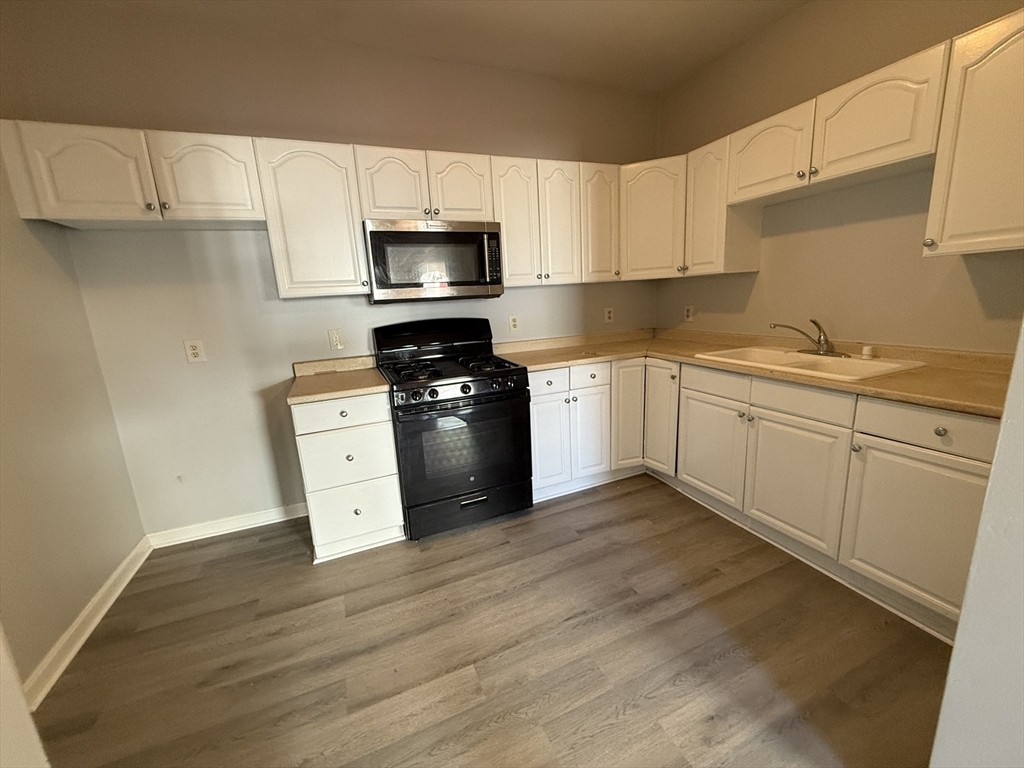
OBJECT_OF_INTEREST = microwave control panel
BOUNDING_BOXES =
[486,236,502,283]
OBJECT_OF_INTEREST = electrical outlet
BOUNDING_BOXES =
[328,329,345,351]
[508,315,520,332]
[603,307,614,323]
[184,340,206,363]
[683,306,694,322]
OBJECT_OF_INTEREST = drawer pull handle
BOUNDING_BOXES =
[851,444,862,452]
[460,495,488,509]
[340,410,348,418]
[346,454,354,462]
[590,373,597,379]
[934,426,948,437]
[353,508,362,516]
[737,411,746,418]
[546,380,553,386]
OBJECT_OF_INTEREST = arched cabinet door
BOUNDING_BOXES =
[15,121,162,221]
[580,162,620,282]
[537,159,582,284]
[619,155,686,279]
[810,43,949,183]
[727,100,814,203]
[426,151,493,221]
[491,156,542,287]
[354,145,430,220]
[255,138,369,298]
[923,9,1024,256]
[146,131,264,220]
[684,137,728,276]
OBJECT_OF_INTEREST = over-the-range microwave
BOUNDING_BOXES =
[364,219,503,303]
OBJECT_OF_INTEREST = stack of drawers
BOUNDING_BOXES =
[291,392,405,563]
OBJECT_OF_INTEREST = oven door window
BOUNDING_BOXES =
[370,232,489,288]
[395,395,531,508]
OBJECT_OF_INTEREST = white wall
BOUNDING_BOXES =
[930,319,1024,768]
[0,165,145,681]
[70,229,657,534]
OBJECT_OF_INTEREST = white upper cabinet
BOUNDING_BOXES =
[924,9,1024,256]
[727,100,815,203]
[426,151,493,221]
[146,131,264,220]
[642,358,680,474]
[537,159,582,284]
[810,43,949,184]
[580,162,620,281]
[491,156,542,287]
[620,155,686,279]
[684,137,729,275]
[255,138,368,298]
[354,145,431,220]
[11,121,162,221]
[611,358,645,469]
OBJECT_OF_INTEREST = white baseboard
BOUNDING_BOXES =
[147,502,308,548]
[23,535,152,711]
[533,466,646,503]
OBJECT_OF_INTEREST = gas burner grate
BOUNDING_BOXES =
[459,355,516,374]
[390,361,444,382]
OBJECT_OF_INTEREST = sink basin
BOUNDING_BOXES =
[694,346,925,382]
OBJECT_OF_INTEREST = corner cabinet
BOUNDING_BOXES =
[611,358,645,468]
[923,9,1024,256]
[620,156,686,279]
[354,145,431,220]
[491,156,542,287]
[642,358,679,474]
[255,138,369,298]
[580,162,620,281]
[727,101,815,203]
[537,160,583,284]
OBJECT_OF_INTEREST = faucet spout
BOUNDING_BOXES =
[769,320,850,357]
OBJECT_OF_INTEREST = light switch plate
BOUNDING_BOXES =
[328,329,345,351]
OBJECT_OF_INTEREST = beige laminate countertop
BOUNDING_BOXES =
[287,367,389,405]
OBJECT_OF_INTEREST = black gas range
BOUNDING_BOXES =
[374,318,533,540]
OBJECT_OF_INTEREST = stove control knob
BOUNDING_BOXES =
[410,390,423,401]
[506,377,516,388]
[460,383,472,395]
[491,379,502,390]
[427,388,439,399]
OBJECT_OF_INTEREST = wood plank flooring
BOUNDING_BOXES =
[33,474,951,767]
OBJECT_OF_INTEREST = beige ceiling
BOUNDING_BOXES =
[145,0,806,93]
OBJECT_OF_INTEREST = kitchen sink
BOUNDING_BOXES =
[694,346,925,381]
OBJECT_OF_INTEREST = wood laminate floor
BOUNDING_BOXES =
[34,474,952,767]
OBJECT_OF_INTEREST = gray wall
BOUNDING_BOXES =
[0,165,144,681]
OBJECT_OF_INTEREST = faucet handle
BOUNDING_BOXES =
[808,319,827,340]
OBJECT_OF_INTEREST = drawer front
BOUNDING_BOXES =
[679,364,751,402]
[855,397,999,462]
[750,378,856,427]
[296,422,398,492]
[292,393,391,436]
[570,362,611,389]
[306,474,404,546]
[529,367,570,393]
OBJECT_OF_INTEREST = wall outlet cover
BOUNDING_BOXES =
[184,340,206,363]
[508,315,520,332]
[683,306,694,322]
[604,307,614,323]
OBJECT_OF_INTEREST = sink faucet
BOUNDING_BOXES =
[769,319,850,357]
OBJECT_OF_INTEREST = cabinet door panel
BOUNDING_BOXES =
[538,160,582,284]
[255,138,368,298]
[727,101,815,203]
[642,358,680,474]
[580,162,620,282]
[571,385,611,478]
[840,434,989,618]
[620,156,686,279]
[16,121,161,220]
[355,145,430,220]
[611,359,645,469]
[531,392,572,489]
[924,10,1024,255]
[426,151,493,221]
[744,407,851,557]
[491,156,542,287]
[677,389,748,510]
[685,137,729,275]
[147,131,264,219]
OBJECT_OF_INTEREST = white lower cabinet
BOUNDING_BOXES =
[611,358,645,469]
[290,392,405,563]
[530,390,573,490]
[676,388,748,511]
[744,406,852,557]
[642,358,680,474]
[839,433,990,619]
[570,385,611,478]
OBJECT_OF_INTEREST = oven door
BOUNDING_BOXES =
[394,392,531,508]
[365,220,503,303]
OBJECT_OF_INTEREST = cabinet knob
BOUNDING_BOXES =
[670,374,677,380]
[676,266,683,272]
[537,274,543,280]
[572,396,578,402]
[161,201,170,210]
[353,508,362,516]
[424,208,431,215]
[346,454,354,462]
[746,415,755,422]
[923,238,936,247]
[737,411,746,418]
[934,426,948,437]
[809,166,819,176]
[564,398,570,403]
[851,444,862,452]
[590,373,596,379]
[544,273,550,279]
[145,202,156,211]
[339,410,348,418]
[433,208,440,215]
[546,380,553,386]
[614,270,620,276]
[362,280,368,286]
[795,170,806,179]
